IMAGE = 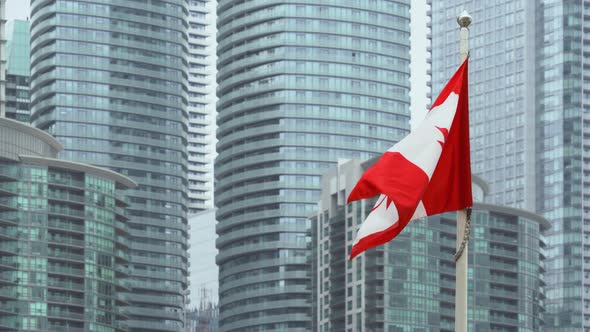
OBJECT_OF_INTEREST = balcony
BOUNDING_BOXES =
[47,309,85,321]
[48,206,85,219]
[48,191,85,204]
[48,250,85,263]
[47,280,84,292]
[47,265,84,277]
[47,324,84,332]
[47,176,84,189]
[47,294,85,306]
[47,220,84,233]
[0,168,19,182]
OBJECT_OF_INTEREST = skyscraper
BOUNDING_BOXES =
[215,1,412,330]
[430,1,587,330]
[0,0,6,118]
[0,117,135,332]
[312,159,548,331]
[29,1,190,331]
[535,1,586,329]
[187,0,217,213]
[5,20,31,123]
[430,0,537,211]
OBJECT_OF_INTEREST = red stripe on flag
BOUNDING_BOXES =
[423,60,472,215]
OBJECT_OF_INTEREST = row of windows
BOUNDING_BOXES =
[219,104,409,132]
[59,137,184,161]
[229,45,409,70]
[228,17,409,43]
[48,122,184,145]
[46,0,185,25]
[54,25,185,52]
[33,53,182,79]
[37,41,184,67]
[51,66,183,91]
[225,74,408,103]
[222,31,408,62]
[41,79,185,105]
[229,60,409,87]
[221,1,409,27]
[34,94,185,122]
[59,150,185,173]
[222,90,409,118]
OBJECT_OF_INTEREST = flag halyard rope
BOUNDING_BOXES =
[454,207,472,262]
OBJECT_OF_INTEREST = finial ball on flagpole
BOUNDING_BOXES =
[457,10,472,28]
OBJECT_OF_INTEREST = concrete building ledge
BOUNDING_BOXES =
[0,117,63,151]
[19,155,137,189]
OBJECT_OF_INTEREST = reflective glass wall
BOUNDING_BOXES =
[312,160,547,332]
[29,1,190,331]
[215,1,411,330]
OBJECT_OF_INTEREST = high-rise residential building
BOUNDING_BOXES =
[0,117,135,332]
[215,1,412,330]
[312,158,548,331]
[431,1,590,330]
[187,0,217,213]
[29,1,190,331]
[535,1,587,330]
[0,0,6,118]
[430,0,537,211]
[5,20,31,123]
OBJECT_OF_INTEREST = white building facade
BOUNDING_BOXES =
[187,0,217,213]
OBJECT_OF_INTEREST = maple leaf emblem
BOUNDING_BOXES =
[435,126,449,148]
[371,195,395,212]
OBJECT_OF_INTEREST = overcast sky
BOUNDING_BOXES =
[6,0,30,21]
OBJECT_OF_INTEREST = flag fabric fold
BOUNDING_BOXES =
[348,58,472,259]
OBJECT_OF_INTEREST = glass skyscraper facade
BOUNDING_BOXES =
[431,1,589,330]
[312,159,548,332]
[29,1,190,331]
[536,1,586,330]
[0,117,135,332]
[5,20,31,123]
[215,1,411,330]
[430,0,537,211]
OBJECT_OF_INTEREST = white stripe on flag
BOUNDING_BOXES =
[353,194,399,246]
[387,93,459,179]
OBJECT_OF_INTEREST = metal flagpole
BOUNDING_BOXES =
[455,10,472,332]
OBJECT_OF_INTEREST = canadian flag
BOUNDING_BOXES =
[348,58,472,259]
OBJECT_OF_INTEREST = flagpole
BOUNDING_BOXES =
[455,10,471,332]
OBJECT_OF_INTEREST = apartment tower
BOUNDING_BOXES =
[29,1,190,331]
[5,20,31,123]
[0,117,135,331]
[215,1,412,330]
[187,0,217,214]
[431,0,589,329]
[312,159,547,331]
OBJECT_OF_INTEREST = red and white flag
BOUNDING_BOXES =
[348,58,472,259]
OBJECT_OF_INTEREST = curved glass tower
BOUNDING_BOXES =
[0,118,135,332]
[29,1,190,331]
[215,1,411,330]
[312,161,547,331]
